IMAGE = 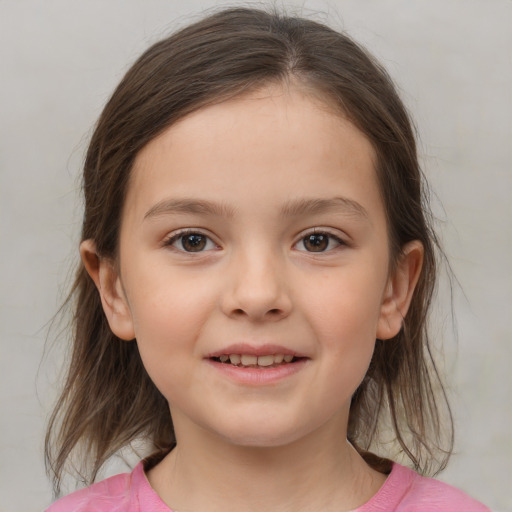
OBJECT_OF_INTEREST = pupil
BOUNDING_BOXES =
[305,234,328,252]
[182,234,206,252]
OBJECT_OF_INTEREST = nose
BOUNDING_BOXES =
[221,247,292,322]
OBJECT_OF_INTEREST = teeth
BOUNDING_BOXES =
[240,354,257,366]
[229,354,241,365]
[257,355,274,367]
[219,354,296,367]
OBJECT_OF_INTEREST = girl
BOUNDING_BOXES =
[45,7,489,511]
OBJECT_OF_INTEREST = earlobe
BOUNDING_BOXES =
[80,239,135,341]
[377,240,424,340]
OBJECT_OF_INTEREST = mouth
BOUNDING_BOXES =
[206,346,308,384]
[210,353,306,369]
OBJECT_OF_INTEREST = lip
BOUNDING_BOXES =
[206,357,308,385]
[206,343,306,358]
[205,343,309,386]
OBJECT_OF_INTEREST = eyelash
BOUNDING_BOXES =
[163,229,218,253]
[293,230,346,253]
[163,229,346,254]
[164,229,347,254]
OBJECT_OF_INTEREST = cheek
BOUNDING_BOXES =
[301,266,386,340]
[130,292,206,402]
[126,259,215,332]
[123,265,218,381]
[298,265,385,384]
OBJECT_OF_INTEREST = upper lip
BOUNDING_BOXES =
[206,343,307,358]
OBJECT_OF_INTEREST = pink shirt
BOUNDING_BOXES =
[46,461,490,511]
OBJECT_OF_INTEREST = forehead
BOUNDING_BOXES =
[125,85,382,222]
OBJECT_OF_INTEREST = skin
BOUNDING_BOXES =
[82,85,423,512]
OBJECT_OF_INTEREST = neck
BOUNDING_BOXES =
[147,418,386,512]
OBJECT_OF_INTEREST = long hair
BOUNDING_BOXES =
[46,6,453,495]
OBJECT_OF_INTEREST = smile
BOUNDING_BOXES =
[211,354,302,368]
[206,345,309,383]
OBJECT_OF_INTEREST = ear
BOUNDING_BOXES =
[80,239,135,341]
[377,240,424,340]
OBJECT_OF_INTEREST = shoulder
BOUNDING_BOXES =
[391,463,491,512]
[45,463,141,512]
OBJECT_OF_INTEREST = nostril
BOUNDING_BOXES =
[230,308,282,319]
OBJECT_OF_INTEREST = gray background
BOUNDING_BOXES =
[1,1,511,511]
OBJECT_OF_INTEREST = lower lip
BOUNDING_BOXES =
[206,359,308,385]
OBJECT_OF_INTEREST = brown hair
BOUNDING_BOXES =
[45,6,453,495]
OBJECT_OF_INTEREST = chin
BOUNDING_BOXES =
[211,417,312,449]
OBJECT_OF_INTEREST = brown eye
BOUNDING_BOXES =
[296,232,343,253]
[166,231,217,252]
[181,233,207,252]
[303,233,329,252]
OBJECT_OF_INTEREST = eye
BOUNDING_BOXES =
[295,231,344,253]
[165,230,218,253]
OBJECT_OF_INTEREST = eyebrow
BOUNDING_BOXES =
[144,198,236,220]
[280,197,369,219]
[143,196,368,221]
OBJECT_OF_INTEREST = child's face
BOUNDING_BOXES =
[97,85,417,449]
